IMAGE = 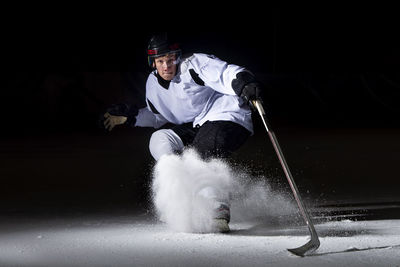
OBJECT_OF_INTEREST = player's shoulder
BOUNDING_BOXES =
[180,53,217,71]
[182,53,216,62]
[145,71,158,86]
[146,70,157,79]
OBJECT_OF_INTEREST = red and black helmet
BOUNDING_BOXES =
[147,33,181,67]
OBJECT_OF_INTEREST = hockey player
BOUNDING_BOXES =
[102,33,263,232]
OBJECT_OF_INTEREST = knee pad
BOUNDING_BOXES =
[149,129,184,161]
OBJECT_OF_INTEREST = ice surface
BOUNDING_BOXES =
[0,213,399,267]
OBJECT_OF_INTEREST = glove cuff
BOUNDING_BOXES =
[231,71,257,96]
[107,103,138,127]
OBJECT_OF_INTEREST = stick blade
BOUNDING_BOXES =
[287,237,320,257]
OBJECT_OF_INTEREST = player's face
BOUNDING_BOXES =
[153,54,177,81]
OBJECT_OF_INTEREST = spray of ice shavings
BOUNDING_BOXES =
[151,149,233,233]
[229,169,298,224]
[151,149,297,233]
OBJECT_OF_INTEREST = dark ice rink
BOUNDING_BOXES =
[1,125,400,266]
[1,8,400,266]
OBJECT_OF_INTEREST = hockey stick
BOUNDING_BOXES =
[252,100,320,256]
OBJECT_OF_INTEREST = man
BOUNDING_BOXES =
[102,33,262,232]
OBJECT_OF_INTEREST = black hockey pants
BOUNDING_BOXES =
[171,121,251,159]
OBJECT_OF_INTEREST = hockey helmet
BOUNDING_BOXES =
[147,33,181,67]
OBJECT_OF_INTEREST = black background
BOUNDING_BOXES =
[1,7,400,215]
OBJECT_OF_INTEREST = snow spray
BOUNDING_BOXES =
[151,149,296,233]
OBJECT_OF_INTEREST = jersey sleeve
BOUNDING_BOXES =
[134,107,168,129]
[192,53,247,95]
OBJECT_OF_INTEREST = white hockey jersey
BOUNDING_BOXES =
[135,53,253,134]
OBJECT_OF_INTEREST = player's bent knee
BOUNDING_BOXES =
[149,129,184,161]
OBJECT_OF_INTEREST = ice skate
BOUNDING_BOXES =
[213,204,231,233]
[212,218,230,233]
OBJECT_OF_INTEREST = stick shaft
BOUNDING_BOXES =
[253,100,319,239]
